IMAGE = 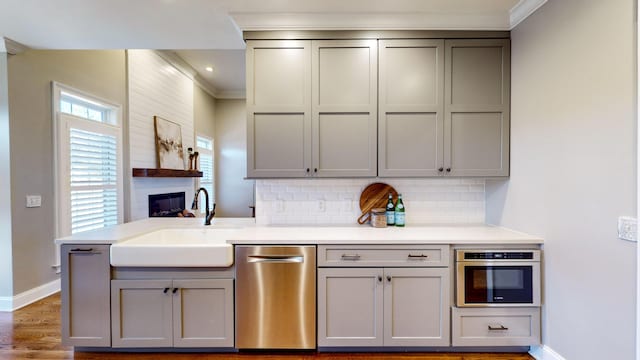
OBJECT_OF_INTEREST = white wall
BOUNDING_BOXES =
[257,178,485,225]
[128,50,195,220]
[486,0,636,358]
[0,52,13,299]
[215,99,254,217]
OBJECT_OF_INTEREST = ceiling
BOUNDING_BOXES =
[0,0,547,97]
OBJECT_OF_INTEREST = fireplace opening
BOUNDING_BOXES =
[149,192,186,217]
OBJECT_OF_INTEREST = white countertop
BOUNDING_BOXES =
[55,218,543,245]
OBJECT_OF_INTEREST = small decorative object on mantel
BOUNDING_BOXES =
[187,147,200,171]
[154,116,185,170]
[188,148,194,170]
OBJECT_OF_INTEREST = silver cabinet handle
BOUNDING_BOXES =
[341,254,361,261]
[70,248,93,252]
[247,255,304,263]
[70,248,100,254]
[488,325,509,331]
[407,254,428,259]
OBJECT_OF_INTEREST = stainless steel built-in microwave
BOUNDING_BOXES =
[456,250,541,307]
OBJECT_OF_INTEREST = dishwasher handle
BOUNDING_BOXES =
[247,255,304,263]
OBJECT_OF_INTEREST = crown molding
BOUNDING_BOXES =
[215,90,246,100]
[231,12,511,31]
[155,50,226,99]
[3,38,29,55]
[509,0,548,29]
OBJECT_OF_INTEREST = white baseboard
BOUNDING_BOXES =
[0,279,60,312]
[530,345,567,360]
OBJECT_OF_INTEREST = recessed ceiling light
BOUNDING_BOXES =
[205,66,213,72]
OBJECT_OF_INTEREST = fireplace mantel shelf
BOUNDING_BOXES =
[132,168,203,178]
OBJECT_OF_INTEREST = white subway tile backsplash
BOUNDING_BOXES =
[255,178,485,225]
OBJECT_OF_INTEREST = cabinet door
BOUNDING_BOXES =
[444,39,510,176]
[312,40,377,177]
[246,40,312,178]
[172,279,234,348]
[111,279,173,348]
[383,268,450,346]
[378,39,445,177]
[317,268,383,347]
[61,245,111,347]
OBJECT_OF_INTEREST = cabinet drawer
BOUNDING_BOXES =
[452,307,540,347]
[318,245,448,267]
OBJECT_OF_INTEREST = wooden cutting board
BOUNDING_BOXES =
[357,182,398,224]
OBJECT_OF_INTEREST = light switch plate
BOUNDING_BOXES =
[618,216,637,242]
[26,195,42,208]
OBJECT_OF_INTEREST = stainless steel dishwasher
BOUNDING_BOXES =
[235,245,316,349]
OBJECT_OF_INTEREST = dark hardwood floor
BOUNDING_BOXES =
[0,294,533,360]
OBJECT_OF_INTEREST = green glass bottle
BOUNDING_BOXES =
[394,194,405,227]
[385,193,395,225]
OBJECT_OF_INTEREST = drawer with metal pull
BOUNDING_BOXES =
[452,307,541,346]
[318,245,448,267]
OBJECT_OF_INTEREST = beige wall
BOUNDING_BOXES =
[214,99,254,217]
[7,50,127,295]
[486,0,636,358]
[194,85,216,140]
[0,52,12,298]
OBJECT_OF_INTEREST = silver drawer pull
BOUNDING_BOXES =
[341,254,361,261]
[247,255,304,263]
[488,325,509,331]
[407,254,428,259]
[70,248,94,252]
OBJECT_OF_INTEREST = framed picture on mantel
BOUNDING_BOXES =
[154,116,185,170]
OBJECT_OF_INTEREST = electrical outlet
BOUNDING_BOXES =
[618,216,637,242]
[26,195,41,208]
[318,200,326,212]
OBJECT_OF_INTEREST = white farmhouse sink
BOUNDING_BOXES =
[110,228,237,267]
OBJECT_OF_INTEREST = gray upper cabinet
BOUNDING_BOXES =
[246,40,312,178]
[246,39,377,178]
[61,244,111,347]
[378,39,445,177]
[312,40,378,177]
[246,36,510,178]
[444,39,510,176]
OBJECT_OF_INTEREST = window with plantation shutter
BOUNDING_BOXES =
[196,135,214,213]
[54,83,123,238]
[69,128,119,233]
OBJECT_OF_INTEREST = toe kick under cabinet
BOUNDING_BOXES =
[317,245,450,348]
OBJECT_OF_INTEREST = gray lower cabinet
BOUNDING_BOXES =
[452,307,540,347]
[318,267,449,347]
[111,278,234,348]
[61,244,111,347]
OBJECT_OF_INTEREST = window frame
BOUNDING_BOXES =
[196,134,214,214]
[52,82,124,238]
